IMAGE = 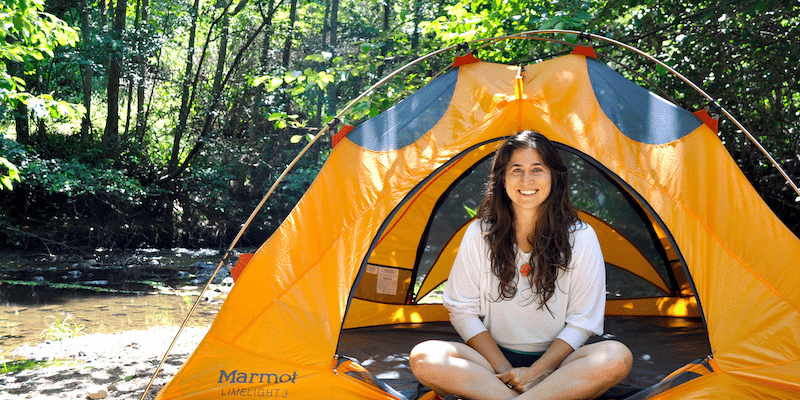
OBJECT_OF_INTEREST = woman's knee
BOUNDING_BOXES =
[594,341,633,379]
[409,340,448,377]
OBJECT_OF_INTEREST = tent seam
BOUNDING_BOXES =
[375,156,466,247]
[232,172,419,340]
[722,354,800,374]
[607,154,800,317]
[574,60,798,315]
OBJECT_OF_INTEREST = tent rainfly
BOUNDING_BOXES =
[154,40,800,399]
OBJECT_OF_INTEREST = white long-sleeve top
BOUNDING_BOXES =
[443,219,605,353]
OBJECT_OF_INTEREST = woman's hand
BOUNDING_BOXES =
[496,366,554,393]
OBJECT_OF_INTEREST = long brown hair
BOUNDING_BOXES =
[477,131,579,309]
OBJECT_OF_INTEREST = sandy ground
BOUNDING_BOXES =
[1,326,209,400]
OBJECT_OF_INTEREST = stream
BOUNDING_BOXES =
[0,248,239,353]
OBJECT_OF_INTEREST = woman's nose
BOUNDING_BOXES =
[523,171,535,183]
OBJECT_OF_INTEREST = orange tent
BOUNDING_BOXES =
[156,45,800,399]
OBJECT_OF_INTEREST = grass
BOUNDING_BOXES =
[40,313,85,342]
[1,358,70,374]
[0,313,88,375]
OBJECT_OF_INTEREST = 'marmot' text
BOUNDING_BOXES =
[219,370,298,384]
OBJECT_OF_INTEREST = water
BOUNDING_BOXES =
[0,248,237,353]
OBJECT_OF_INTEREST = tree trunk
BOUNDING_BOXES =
[329,0,338,47]
[212,6,229,96]
[102,0,127,150]
[79,0,93,142]
[281,0,298,112]
[169,0,201,173]
[377,0,391,77]
[123,75,134,140]
[326,0,339,116]
[250,0,278,138]
[123,0,146,141]
[322,0,330,45]
[134,0,149,142]
[13,98,29,145]
[411,1,422,50]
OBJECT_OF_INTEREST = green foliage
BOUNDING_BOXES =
[0,0,84,120]
[0,156,20,190]
[1,138,151,201]
[40,313,85,341]
[420,0,598,53]
[0,0,797,250]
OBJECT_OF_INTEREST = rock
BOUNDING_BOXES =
[87,386,108,399]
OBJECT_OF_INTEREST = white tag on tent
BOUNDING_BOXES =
[376,267,399,295]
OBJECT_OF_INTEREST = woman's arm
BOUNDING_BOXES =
[496,338,574,392]
[466,331,513,374]
[445,221,492,343]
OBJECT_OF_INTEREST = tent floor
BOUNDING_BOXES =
[337,315,710,399]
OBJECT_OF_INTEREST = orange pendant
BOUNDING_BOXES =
[520,264,531,277]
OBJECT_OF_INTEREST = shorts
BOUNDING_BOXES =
[498,346,544,368]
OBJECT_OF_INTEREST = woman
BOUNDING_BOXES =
[409,131,632,400]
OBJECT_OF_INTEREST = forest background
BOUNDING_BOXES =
[1,0,798,252]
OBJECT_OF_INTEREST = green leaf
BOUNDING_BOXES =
[463,203,478,218]
[1,157,20,191]
[1,176,13,190]
[289,86,305,96]
[252,75,270,87]
[305,53,326,62]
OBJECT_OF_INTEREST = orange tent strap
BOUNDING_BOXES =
[332,124,355,148]
[230,253,255,282]
[571,45,597,59]
[693,109,719,134]
[453,53,481,67]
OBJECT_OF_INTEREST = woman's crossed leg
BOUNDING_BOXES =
[409,340,632,400]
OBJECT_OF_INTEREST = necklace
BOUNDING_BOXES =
[520,264,531,277]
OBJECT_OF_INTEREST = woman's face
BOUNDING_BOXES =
[503,147,552,216]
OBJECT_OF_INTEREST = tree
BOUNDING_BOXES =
[0,0,83,136]
[102,0,128,149]
[132,0,149,141]
[79,0,93,141]
[2,0,797,250]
